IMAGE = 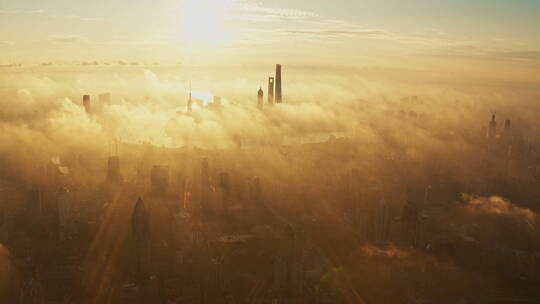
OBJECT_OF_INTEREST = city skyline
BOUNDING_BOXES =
[1,1,540,303]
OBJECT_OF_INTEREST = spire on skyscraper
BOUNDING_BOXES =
[187,82,193,113]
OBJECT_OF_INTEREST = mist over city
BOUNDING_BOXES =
[1,0,540,303]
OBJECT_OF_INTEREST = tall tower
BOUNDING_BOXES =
[220,172,231,213]
[151,165,169,195]
[257,87,264,110]
[200,157,210,211]
[107,156,122,183]
[504,119,511,132]
[83,95,91,114]
[488,114,497,138]
[131,197,150,280]
[107,140,122,183]
[187,83,193,113]
[268,77,274,105]
[275,64,282,104]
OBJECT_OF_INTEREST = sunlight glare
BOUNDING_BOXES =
[181,0,234,44]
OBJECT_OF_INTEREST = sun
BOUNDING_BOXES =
[181,0,234,44]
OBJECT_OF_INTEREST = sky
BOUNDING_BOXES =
[1,0,540,72]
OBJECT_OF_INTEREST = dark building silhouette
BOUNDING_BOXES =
[505,119,511,132]
[187,85,193,113]
[268,77,274,105]
[83,95,91,114]
[402,199,419,247]
[257,87,264,110]
[489,114,497,138]
[370,197,391,245]
[200,157,210,211]
[131,198,149,236]
[275,64,282,104]
[219,172,231,212]
[131,197,150,280]
[151,165,169,195]
[107,156,122,183]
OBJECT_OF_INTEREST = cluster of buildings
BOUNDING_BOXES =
[2,73,540,303]
[258,64,283,110]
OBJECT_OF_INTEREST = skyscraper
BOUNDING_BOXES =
[504,119,511,132]
[83,95,91,114]
[257,87,264,110]
[132,197,149,237]
[151,165,169,195]
[268,77,274,105]
[131,197,150,280]
[275,64,282,104]
[107,156,122,183]
[489,114,497,138]
[187,82,193,113]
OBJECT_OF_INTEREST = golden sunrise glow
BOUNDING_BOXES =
[181,0,234,44]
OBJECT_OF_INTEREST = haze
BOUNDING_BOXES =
[1,1,540,303]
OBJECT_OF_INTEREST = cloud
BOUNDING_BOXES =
[64,14,100,22]
[227,4,318,22]
[48,35,89,44]
[0,9,44,14]
[460,194,537,225]
[489,50,540,61]
[281,28,388,38]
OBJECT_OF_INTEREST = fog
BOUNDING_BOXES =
[1,64,540,303]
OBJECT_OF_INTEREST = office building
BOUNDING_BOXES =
[275,64,282,104]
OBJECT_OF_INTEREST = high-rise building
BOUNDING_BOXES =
[257,87,264,110]
[268,77,274,105]
[151,165,170,195]
[402,199,419,246]
[220,172,231,212]
[371,197,391,245]
[504,119,511,132]
[132,197,149,239]
[107,156,122,183]
[131,197,150,280]
[83,95,91,114]
[275,64,282,104]
[488,114,497,138]
[57,186,73,241]
[187,83,193,113]
[200,157,210,211]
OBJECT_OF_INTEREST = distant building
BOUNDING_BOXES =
[83,95,91,114]
[151,165,170,195]
[488,114,497,138]
[200,157,210,211]
[131,197,150,280]
[402,199,419,247]
[99,92,111,103]
[268,77,274,105]
[371,197,391,245]
[257,87,264,110]
[57,187,75,241]
[187,85,193,113]
[107,156,122,183]
[275,64,282,104]
[220,172,231,212]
